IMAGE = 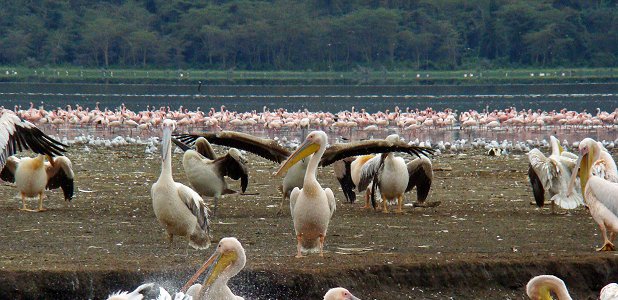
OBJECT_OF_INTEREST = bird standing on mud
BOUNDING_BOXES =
[172,137,248,217]
[151,119,211,250]
[275,131,337,257]
[527,136,582,212]
[1,154,74,211]
[568,138,618,251]
[181,237,246,299]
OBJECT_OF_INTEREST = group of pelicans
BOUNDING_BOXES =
[2,107,618,299]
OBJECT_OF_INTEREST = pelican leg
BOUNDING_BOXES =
[319,234,325,257]
[597,223,616,251]
[382,198,389,213]
[19,193,36,212]
[295,234,304,258]
[361,189,371,209]
[277,186,286,216]
[167,233,174,250]
[212,196,219,218]
[37,192,47,212]
[395,195,404,213]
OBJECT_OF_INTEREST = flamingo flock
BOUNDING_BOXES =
[9,103,618,138]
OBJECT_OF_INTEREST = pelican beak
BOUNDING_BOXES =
[568,147,593,196]
[46,154,55,167]
[181,250,238,292]
[274,139,320,177]
[161,126,172,162]
[347,293,361,300]
[558,142,564,154]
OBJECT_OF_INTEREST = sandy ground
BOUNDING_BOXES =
[0,142,617,299]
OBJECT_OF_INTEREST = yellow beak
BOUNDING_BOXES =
[274,140,320,177]
[181,250,238,292]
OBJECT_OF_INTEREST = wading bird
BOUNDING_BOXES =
[172,137,248,217]
[324,287,361,300]
[181,237,246,300]
[528,136,582,212]
[152,120,210,250]
[0,155,74,211]
[568,138,618,251]
[357,135,434,213]
[106,283,154,300]
[174,131,433,218]
[0,109,67,171]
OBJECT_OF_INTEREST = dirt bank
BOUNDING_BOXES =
[0,144,615,299]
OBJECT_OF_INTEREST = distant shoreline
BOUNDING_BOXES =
[0,67,616,85]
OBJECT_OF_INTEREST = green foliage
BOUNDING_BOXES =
[0,0,616,70]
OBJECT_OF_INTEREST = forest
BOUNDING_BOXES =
[0,0,617,71]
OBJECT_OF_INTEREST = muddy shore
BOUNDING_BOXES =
[0,144,616,299]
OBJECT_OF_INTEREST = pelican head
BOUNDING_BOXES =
[569,138,597,195]
[161,119,177,162]
[228,148,247,164]
[182,237,246,294]
[385,134,400,143]
[526,275,572,300]
[275,131,327,177]
[324,287,361,300]
[549,136,563,154]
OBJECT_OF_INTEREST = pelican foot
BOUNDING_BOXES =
[598,243,616,251]
[381,209,389,214]
[36,208,48,212]
[295,254,305,258]
[395,209,404,214]
[19,208,38,212]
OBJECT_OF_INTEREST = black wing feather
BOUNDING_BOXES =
[528,164,545,207]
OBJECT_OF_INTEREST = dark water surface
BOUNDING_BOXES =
[0,82,616,113]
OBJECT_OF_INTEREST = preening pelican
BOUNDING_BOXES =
[0,109,67,170]
[174,131,433,216]
[332,156,357,203]
[357,135,433,213]
[156,287,192,300]
[181,237,246,300]
[152,120,211,250]
[0,154,74,211]
[324,287,361,300]
[526,275,572,300]
[568,138,618,251]
[106,283,154,300]
[528,136,583,211]
[172,137,248,216]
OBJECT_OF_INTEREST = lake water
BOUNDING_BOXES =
[0,82,617,113]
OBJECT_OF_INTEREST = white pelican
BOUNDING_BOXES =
[0,109,67,170]
[181,237,246,300]
[601,283,618,300]
[568,138,618,251]
[106,283,154,300]
[526,275,572,300]
[151,120,211,250]
[0,154,74,211]
[357,135,432,213]
[172,137,248,216]
[174,131,433,217]
[527,136,583,211]
[324,287,361,300]
[275,131,336,257]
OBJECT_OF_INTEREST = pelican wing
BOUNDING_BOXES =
[601,283,618,300]
[357,155,384,192]
[406,156,433,203]
[212,151,249,193]
[289,187,300,213]
[320,139,433,167]
[550,160,584,209]
[0,110,67,169]
[527,148,556,190]
[106,283,155,300]
[0,156,19,183]
[528,164,545,207]
[325,188,336,217]
[174,132,290,163]
[332,157,356,203]
[45,156,75,201]
[195,137,217,160]
[588,177,618,213]
[175,183,210,232]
